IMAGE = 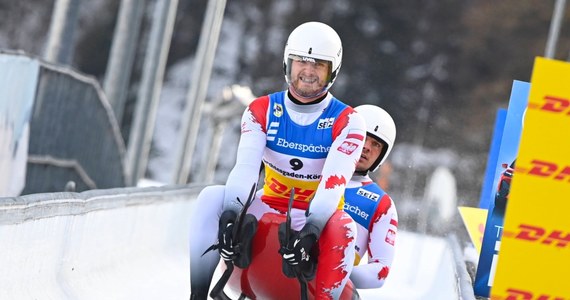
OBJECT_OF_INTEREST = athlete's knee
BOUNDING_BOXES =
[192,185,226,218]
[321,210,357,241]
[196,185,225,205]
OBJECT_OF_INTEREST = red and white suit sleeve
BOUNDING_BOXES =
[222,97,268,213]
[306,109,366,232]
[350,194,398,289]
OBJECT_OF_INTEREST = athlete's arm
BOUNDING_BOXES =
[306,108,366,233]
[223,96,268,213]
[350,194,398,289]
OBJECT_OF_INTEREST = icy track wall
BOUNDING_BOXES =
[0,184,205,300]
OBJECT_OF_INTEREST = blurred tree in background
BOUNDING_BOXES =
[1,0,569,210]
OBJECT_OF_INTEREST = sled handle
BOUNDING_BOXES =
[284,190,309,300]
[209,183,257,299]
[210,261,233,299]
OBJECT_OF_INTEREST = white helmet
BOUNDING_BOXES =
[283,22,343,98]
[354,104,396,172]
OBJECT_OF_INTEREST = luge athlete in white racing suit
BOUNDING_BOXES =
[345,105,398,289]
[189,22,366,300]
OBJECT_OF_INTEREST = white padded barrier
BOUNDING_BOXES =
[0,184,205,300]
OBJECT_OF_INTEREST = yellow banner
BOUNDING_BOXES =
[458,206,488,254]
[491,57,570,299]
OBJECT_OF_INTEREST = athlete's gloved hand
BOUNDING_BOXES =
[279,222,319,279]
[282,234,316,266]
[218,210,238,261]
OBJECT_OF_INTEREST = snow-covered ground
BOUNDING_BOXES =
[363,231,459,299]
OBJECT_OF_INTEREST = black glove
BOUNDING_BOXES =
[279,222,319,279]
[218,210,238,261]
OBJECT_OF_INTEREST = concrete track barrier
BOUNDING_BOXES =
[0,184,205,300]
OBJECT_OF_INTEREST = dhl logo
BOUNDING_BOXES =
[266,177,315,201]
[515,159,570,182]
[503,223,570,249]
[528,95,570,115]
[492,287,568,300]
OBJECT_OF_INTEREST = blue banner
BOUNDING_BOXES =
[473,80,529,297]
[478,108,507,209]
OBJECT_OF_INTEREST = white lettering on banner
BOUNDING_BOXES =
[488,240,501,287]
[494,225,503,238]
[317,117,335,129]
[357,188,380,202]
[488,225,503,287]
[344,203,369,220]
[275,138,331,153]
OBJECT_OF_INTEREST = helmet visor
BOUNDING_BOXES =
[286,54,333,99]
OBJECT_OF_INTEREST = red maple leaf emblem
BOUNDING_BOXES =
[378,266,390,280]
[324,175,346,189]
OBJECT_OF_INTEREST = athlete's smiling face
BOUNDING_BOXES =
[289,56,331,102]
[356,136,384,172]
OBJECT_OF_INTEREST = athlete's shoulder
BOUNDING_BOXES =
[363,182,390,200]
[377,192,397,215]
[249,95,270,111]
[250,91,289,116]
[367,182,392,200]
[331,107,365,139]
[357,182,393,206]
[327,97,352,114]
[245,95,271,128]
[365,182,387,194]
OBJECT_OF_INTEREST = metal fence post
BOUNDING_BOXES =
[103,0,146,123]
[126,0,179,186]
[545,0,567,58]
[44,0,82,64]
[172,0,227,184]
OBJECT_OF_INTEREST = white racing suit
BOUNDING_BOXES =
[189,90,366,299]
[345,174,398,289]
